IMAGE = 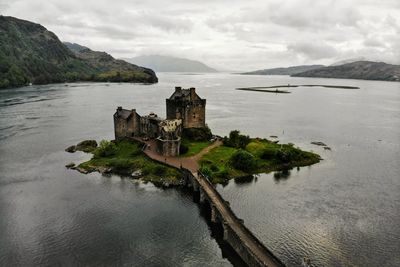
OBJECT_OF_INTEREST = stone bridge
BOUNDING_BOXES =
[181,168,285,267]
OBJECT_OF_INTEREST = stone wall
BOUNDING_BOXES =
[166,87,206,129]
[113,108,140,140]
[156,138,181,157]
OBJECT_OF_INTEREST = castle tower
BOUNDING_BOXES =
[166,87,206,128]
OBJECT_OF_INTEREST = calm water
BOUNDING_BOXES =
[0,73,399,266]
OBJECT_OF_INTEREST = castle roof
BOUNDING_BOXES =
[115,108,134,119]
[168,87,202,101]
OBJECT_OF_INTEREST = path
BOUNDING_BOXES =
[136,138,222,172]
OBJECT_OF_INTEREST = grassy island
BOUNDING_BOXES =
[199,131,321,183]
[75,140,182,187]
[68,130,320,186]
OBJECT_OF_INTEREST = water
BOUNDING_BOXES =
[0,73,399,266]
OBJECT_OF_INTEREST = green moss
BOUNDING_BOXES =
[199,138,320,182]
[78,140,181,186]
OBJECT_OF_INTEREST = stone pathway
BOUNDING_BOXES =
[135,138,222,172]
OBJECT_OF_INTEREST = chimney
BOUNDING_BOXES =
[175,86,182,92]
[117,106,122,111]
[190,87,196,98]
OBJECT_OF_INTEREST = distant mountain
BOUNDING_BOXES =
[241,65,325,75]
[124,55,218,73]
[292,61,400,82]
[0,16,157,89]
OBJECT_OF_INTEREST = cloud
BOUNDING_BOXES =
[287,42,338,60]
[1,0,400,69]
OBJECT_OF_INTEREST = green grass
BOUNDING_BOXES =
[180,138,211,157]
[199,138,320,183]
[78,140,181,186]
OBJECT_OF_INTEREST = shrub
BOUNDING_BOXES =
[94,140,117,158]
[199,166,212,177]
[182,126,212,141]
[260,147,276,160]
[276,149,292,163]
[230,150,257,172]
[223,130,250,149]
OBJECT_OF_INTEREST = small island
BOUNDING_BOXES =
[67,87,321,186]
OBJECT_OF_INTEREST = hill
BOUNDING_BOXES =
[63,42,158,82]
[0,16,157,89]
[241,65,325,75]
[124,55,218,73]
[292,61,400,81]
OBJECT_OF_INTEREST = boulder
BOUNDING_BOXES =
[65,145,76,153]
[65,162,75,168]
[131,170,143,178]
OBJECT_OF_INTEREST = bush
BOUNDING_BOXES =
[260,147,276,160]
[276,149,292,163]
[230,150,257,172]
[223,130,250,149]
[94,140,117,158]
[182,126,212,141]
[199,166,212,177]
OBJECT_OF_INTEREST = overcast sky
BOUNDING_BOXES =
[1,0,400,70]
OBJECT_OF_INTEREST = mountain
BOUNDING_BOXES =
[124,55,218,73]
[330,57,367,66]
[63,42,89,53]
[241,65,325,75]
[0,16,157,89]
[63,42,157,82]
[292,61,400,81]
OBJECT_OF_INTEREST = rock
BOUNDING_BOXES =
[98,167,112,174]
[131,170,143,178]
[270,135,278,138]
[76,167,89,174]
[65,145,76,153]
[323,146,331,150]
[311,141,327,146]
[76,140,98,152]
[65,162,75,168]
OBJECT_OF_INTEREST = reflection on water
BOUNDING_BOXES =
[273,169,291,182]
[234,175,256,185]
[1,74,399,267]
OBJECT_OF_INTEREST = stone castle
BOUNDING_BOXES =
[114,87,206,156]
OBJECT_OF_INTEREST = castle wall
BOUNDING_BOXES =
[183,99,206,128]
[166,88,206,129]
[114,109,140,140]
[156,138,180,157]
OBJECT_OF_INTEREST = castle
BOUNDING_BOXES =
[114,87,206,156]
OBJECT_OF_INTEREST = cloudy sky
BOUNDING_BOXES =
[1,0,400,70]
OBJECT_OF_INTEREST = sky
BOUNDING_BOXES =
[1,0,400,71]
